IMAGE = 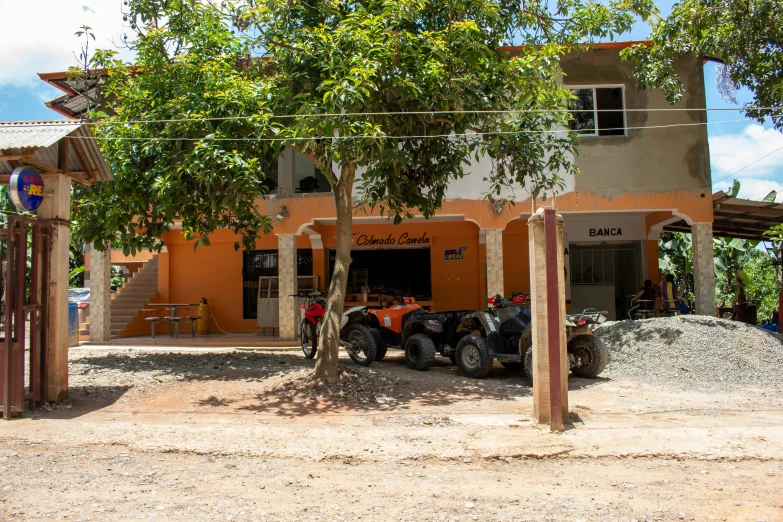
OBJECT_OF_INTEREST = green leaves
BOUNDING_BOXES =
[73,1,280,254]
[78,0,655,251]
[622,0,783,129]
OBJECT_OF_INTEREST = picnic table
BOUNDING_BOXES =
[143,303,200,338]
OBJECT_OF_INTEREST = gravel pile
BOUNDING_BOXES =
[262,366,402,405]
[596,315,783,391]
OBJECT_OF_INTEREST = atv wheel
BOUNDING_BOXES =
[501,362,522,371]
[568,335,608,378]
[404,333,436,371]
[370,328,388,361]
[301,319,317,359]
[345,324,377,367]
[456,334,493,379]
[523,345,534,384]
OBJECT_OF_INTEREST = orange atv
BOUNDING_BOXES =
[343,297,472,371]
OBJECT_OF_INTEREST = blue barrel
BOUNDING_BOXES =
[68,302,79,346]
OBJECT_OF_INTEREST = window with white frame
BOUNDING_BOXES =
[568,86,626,136]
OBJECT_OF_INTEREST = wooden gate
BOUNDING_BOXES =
[0,215,50,419]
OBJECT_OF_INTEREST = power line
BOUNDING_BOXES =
[4,106,783,128]
[711,145,783,187]
[61,118,751,143]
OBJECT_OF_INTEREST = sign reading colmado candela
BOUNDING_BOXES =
[9,166,45,212]
[352,231,430,246]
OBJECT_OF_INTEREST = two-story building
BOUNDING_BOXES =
[41,41,716,340]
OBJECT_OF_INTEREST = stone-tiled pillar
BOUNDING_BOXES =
[277,234,298,340]
[485,229,504,298]
[528,210,568,425]
[89,243,112,343]
[691,222,716,316]
[38,173,71,402]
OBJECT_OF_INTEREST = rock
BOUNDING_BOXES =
[596,316,783,392]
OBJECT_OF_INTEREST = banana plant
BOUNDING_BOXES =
[658,231,694,308]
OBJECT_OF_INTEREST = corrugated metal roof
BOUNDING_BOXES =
[0,121,83,153]
[0,121,113,184]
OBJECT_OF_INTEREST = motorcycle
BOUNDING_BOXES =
[299,292,326,359]
[298,292,377,366]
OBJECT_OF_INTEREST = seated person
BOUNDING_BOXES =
[659,274,680,311]
[628,279,655,320]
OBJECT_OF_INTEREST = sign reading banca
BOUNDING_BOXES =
[564,214,645,242]
[9,166,45,212]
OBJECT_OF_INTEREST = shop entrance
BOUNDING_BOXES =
[569,242,642,320]
[328,248,432,306]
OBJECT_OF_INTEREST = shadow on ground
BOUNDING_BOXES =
[60,350,611,417]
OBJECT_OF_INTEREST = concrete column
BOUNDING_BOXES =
[277,234,298,340]
[485,229,504,298]
[528,210,568,425]
[691,222,716,316]
[38,173,71,402]
[89,243,112,343]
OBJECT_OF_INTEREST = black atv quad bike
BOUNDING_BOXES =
[455,294,609,380]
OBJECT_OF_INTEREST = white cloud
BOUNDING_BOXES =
[0,0,130,87]
[709,124,783,179]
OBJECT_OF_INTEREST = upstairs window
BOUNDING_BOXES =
[569,86,626,136]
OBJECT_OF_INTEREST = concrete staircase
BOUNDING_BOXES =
[110,256,159,338]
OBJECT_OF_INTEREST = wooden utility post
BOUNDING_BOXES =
[37,173,71,402]
[528,208,568,430]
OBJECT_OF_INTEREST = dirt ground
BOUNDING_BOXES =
[2,346,783,522]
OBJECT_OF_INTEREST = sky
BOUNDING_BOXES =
[0,0,781,203]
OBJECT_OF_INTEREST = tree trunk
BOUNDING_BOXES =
[314,163,356,384]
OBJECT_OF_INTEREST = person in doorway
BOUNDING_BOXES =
[628,279,655,320]
[659,273,680,311]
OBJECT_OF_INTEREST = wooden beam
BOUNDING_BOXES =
[0,153,34,162]
[715,203,783,218]
[57,140,69,175]
[19,159,56,174]
[70,138,96,181]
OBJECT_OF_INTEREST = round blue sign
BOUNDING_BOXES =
[9,166,45,212]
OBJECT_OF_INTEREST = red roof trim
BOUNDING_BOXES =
[44,100,80,120]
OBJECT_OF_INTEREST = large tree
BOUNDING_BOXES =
[80,0,652,383]
[622,0,783,129]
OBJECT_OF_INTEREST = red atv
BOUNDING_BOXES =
[343,297,471,371]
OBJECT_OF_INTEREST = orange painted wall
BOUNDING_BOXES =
[502,218,532,295]
[431,234,481,311]
[155,230,310,332]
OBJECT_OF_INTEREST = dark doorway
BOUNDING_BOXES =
[329,248,432,300]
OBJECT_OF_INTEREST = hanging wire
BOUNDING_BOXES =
[3,106,783,128]
[58,118,752,143]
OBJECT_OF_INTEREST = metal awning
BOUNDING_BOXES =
[0,121,113,186]
[664,191,783,240]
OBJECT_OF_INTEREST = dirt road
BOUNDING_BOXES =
[2,347,782,521]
